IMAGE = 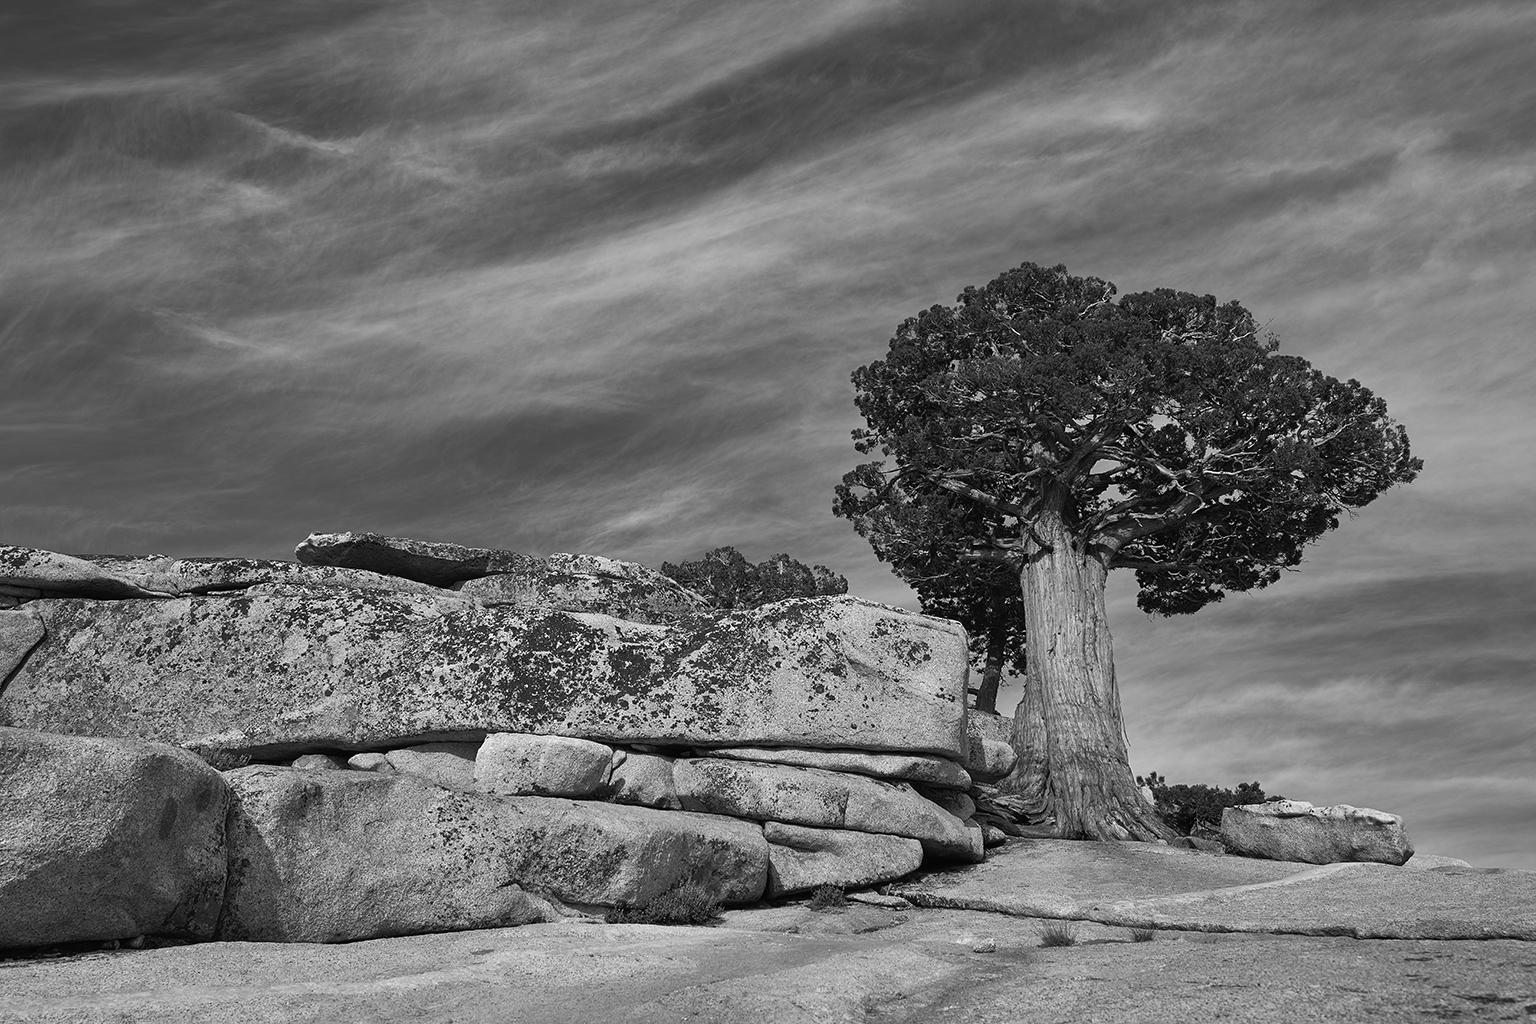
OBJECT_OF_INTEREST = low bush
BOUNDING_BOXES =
[605,881,722,926]
[807,884,847,911]
[1137,772,1282,836]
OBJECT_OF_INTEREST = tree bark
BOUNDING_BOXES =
[974,625,1006,713]
[999,498,1172,842]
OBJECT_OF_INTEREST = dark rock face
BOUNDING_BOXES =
[295,532,537,587]
[0,727,231,948]
[0,593,968,758]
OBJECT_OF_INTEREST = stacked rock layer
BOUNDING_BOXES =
[0,534,1013,948]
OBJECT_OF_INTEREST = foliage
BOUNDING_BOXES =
[660,546,847,611]
[807,884,848,911]
[1036,920,1080,947]
[605,881,723,926]
[1137,772,1280,836]
[837,261,1422,616]
[1129,927,1156,943]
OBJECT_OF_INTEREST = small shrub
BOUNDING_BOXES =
[1036,920,1079,948]
[1136,772,1283,836]
[605,881,722,926]
[1129,927,1156,943]
[807,884,847,911]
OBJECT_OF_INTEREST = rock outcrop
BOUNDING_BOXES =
[0,727,230,948]
[0,546,168,599]
[1220,800,1415,866]
[474,733,614,798]
[706,746,971,790]
[763,821,924,897]
[295,532,536,586]
[456,553,707,624]
[0,610,45,686]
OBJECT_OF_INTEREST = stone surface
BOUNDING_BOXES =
[0,546,167,599]
[1220,800,1414,866]
[962,738,1017,783]
[219,767,767,940]
[705,746,971,789]
[605,749,681,809]
[295,532,536,586]
[674,758,982,862]
[457,553,707,624]
[763,821,924,896]
[0,609,46,685]
[0,726,230,948]
[289,753,347,770]
[1171,835,1227,854]
[85,555,459,599]
[918,787,976,820]
[475,733,612,798]
[386,741,480,792]
[1,592,967,758]
[346,752,393,772]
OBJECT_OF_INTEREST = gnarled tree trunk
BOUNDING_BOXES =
[973,625,1006,713]
[999,501,1171,842]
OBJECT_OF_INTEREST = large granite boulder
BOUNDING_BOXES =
[0,546,167,599]
[456,553,707,625]
[0,610,45,686]
[219,767,767,941]
[705,746,971,790]
[384,741,479,792]
[964,712,1018,782]
[1220,800,1415,866]
[1,592,967,759]
[295,532,535,586]
[0,727,231,948]
[605,750,682,809]
[763,822,924,897]
[474,733,613,798]
[673,758,982,862]
[84,555,460,599]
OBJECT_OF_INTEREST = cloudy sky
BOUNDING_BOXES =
[3,1,1532,868]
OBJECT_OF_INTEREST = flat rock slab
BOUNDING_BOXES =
[295,532,536,586]
[892,839,1536,939]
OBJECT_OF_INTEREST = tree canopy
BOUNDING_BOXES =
[660,546,847,611]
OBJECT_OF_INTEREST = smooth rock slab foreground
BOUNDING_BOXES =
[763,821,924,896]
[0,592,968,758]
[0,727,231,949]
[1220,800,1414,866]
[219,767,769,942]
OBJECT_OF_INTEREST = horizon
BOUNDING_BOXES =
[2,1,1532,868]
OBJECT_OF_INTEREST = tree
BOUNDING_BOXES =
[833,466,1025,713]
[837,262,1420,841]
[660,546,847,610]
[1137,772,1281,835]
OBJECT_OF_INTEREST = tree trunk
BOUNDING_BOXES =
[999,501,1171,842]
[974,625,1006,713]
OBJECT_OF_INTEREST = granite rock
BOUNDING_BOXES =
[295,532,536,587]
[1220,800,1414,866]
[475,733,612,798]
[763,821,924,897]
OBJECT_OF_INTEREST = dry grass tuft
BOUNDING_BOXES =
[1129,927,1157,943]
[1036,920,1080,947]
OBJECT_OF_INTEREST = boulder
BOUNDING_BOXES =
[289,753,347,771]
[1,609,45,686]
[1,592,967,759]
[346,752,393,772]
[386,741,480,792]
[219,767,767,940]
[763,822,923,897]
[918,788,976,821]
[0,546,167,599]
[475,733,612,798]
[84,555,459,599]
[295,532,535,587]
[605,750,682,810]
[1219,800,1414,866]
[673,758,982,862]
[705,746,971,790]
[0,727,230,948]
[964,738,1018,783]
[456,553,707,624]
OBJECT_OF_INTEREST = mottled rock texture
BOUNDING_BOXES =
[386,741,479,792]
[0,609,45,686]
[457,553,707,624]
[86,555,459,599]
[474,733,612,798]
[763,821,924,896]
[0,727,231,948]
[0,546,167,599]
[705,746,971,790]
[674,758,982,862]
[295,532,536,587]
[1,593,967,758]
[605,750,682,809]
[219,767,767,941]
[1220,800,1414,866]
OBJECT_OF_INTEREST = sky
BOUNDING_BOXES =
[2,1,1532,868]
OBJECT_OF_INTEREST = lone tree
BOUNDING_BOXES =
[836,262,1420,841]
[661,546,847,610]
[834,467,1025,713]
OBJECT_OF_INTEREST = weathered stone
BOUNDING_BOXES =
[347,752,393,772]
[605,749,681,809]
[295,532,536,587]
[289,753,347,770]
[981,824,1007,848]
[0,727,230,948]
[763,822,924,897]
[457,553,707,624]
[706,746,971,790]
[963,738,1017,783]
[917,787,975,821]
[219,767,767,940]
[85,555,459,599]
[1,610,45,686]
[1,593,967,758]
[1220,800,1414,866]
[475,733,612,798]
[674,758,982,862]
[0,546,167,599]
[386,741,480,792]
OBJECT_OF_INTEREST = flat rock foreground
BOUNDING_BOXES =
[3,842,1533,1024]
